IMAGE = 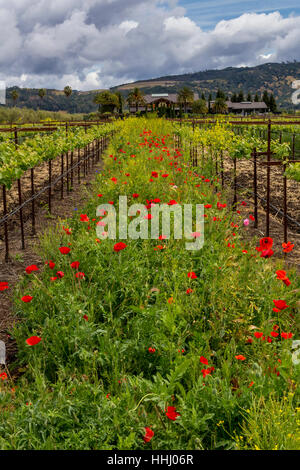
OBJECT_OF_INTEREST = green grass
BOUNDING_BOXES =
[0,118,299,450]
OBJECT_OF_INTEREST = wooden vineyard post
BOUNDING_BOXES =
[71,151,74,189]
[66,152,70,194]
[61,154,64,199]
[292,134,295,159]
[283,163,288,247]
[77,148,81,185]
[232,157,237,209]
[17,179,25,250]
[266,120,271,237]
[48,161,52,214]
[31,168,36,234]
[253,148,258,228]
[2,185,9,262]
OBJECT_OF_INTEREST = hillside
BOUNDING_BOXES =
[4,87,104,114]
[112,62,300,110]
[2,62,300,113]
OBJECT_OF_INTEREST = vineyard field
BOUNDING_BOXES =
[0,118,299,450]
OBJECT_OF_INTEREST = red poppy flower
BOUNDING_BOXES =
[83,314,88,321]
[143,427,154,443]
[281,332,293,339]
[148,347,156,354]
[187,272,197,279]
[186,288,193,294]
[76,272,85,279]
[254,332,264,339]
[132,193,139,198]
[80,214,89,222]
[282,241,294,253]
[59,247,71,255]
[167,200,177,206]
[97,194,103,197]
[114,242,127,252]
[56,271,64,279]
[26,336,41,346]
[204,204,212,209]
[111,177,117,183]
[151,171,158,178]
[0,372,8,381]
[0,282,9,291]
[273,299,289,311]
[25,265,39,274]
[256,237,273,252]
[162,174,169,178]
[21,295,33,303]
[270,331,279,338]
[235,355,246,361]
[165,406,180,421]
[201,367,215,378]
[70,261,80,269]
[260,248,274,258]
[46,260,55,270]
[276,270,291,286]
[200,356,209,365]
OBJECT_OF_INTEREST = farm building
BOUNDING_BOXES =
[209,100,269,115]
[129,92,199,114]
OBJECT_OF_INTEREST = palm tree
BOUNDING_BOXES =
[127,87,145,113]
[177,87,194,113]
[11,90,19,105]
[38,88,46,100]
[64,86,72,98]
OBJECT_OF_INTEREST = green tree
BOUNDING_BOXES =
[64,86,72,98]
[177,87,194,114]
[231,92,237,103]
[237,90,244,102]
[115,91,124,114]
[216,89,226,100]
[212,98,228,114]
[247,92,252,102]
[262,90,270,108]
[192,99,208,115]
[269,94,277,113]
[201,92,206,100]
[127,87,145,113]
[93,91,119,113]
[38,88,46,100]
[11,90,19,105]
[254,93,260,102]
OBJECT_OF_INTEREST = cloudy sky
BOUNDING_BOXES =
[0,0,300,91]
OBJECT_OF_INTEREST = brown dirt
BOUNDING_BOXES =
[221,153,300,267]
[0,154,104,366]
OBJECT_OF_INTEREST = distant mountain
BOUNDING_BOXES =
[2,62,300,113]
[3,87,104,114]
[112,62,300,110]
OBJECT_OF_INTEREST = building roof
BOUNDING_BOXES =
[143,93,199,104]
[226,101,268,109]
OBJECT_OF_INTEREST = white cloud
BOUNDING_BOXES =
[0,2,299,90]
